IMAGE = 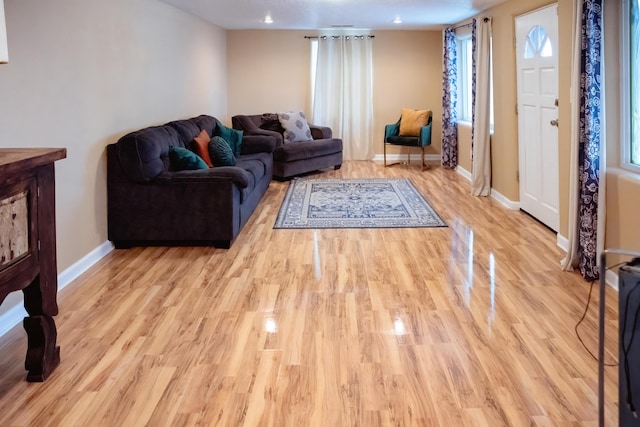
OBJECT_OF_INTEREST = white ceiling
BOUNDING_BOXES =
[158,0,510,30]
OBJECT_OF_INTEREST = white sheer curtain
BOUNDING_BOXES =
[471,18,492,196]
[561,0,583,271]
[312,35,374,160]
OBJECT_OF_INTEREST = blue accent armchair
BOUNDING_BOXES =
[383,110,432,171]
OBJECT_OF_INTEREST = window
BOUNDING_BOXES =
[457,36,473,122]
[631,0,640,166]
[457,35,494,129]
[524,25,553,59]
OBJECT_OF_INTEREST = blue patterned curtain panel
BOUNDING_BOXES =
[441,27,458,168]
[577,0,603,281]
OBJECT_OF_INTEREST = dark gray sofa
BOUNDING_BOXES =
[107,114,275,249]
[232,113,342,180]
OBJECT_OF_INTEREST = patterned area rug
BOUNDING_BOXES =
[274,178,447,229]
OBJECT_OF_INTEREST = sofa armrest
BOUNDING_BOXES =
[241,134,277,155]
[233,115,284,146]
[310,125,332,140]
[155,167,251,189]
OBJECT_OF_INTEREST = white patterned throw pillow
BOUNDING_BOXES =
[277,111,312,143]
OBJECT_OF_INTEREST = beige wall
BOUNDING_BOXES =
[457,123,473,173]
[607,171,640,255]
[227,30,311,121]
[373,31,443,157]
[0,0,227,315]
[227,30,443,157]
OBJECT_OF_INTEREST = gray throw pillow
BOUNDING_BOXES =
[277,110,312,143]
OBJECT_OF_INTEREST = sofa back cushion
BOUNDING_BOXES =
[117,125,182,183]
[192,115,219,137]
[165,119,201,143]
[259,113,285,134]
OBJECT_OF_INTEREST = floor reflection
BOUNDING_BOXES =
[450,218,497,332]
[265,317,278,333]
[488,252,496,331]
[393,317,406,336]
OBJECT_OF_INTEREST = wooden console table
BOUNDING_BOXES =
[0,148,66,381]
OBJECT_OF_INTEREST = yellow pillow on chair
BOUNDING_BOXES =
[399,108,430,136]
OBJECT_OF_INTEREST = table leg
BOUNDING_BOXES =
[22,274,60,382]
[23,315,60,381]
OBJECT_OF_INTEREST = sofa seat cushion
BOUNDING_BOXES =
[237,151,270,175]
[236,152,271,201]
[273,138,342,162]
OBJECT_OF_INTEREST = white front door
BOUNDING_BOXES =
[515,4,559,231]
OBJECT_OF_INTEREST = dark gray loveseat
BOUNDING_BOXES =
[232,113,342,180]
[107,114,275,249]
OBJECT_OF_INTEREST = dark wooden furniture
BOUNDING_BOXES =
[0,148,66,381]
[619,261,640,426]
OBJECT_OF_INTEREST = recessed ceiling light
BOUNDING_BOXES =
[393,17,402,24]
[264,15,273,24]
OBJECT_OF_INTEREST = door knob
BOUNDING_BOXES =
[550,119,559,127]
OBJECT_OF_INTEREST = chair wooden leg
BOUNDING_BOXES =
[421,147,430,171]
[384,143,387,167]
[384,143,391,167]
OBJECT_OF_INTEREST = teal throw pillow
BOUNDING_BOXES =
[214,124,243,157]
[208,136,236,167]
[169,146,209,171]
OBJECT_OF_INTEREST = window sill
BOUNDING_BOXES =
[608,166,640,182]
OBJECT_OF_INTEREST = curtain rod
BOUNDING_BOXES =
[304,35,375,39]
[451,16,489,31]
[452,22,472,30]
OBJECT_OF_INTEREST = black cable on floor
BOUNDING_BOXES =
[574,263,627,367]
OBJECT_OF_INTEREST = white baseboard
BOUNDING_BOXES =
[0,241,114,338]
[455,165,472,180]
[455,166,519,210]
[0,304,28,338]
[557,234,569,253]
[58,241,114,290]
[605,269,619,292]
[490,189,520,210]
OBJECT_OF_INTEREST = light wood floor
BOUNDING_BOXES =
[0,161,620,426]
